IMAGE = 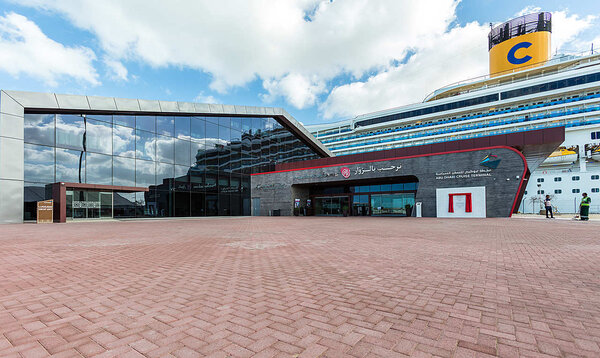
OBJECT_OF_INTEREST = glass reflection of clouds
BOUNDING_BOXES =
[56,148,84,183]
[23,113,319,219]
[113,125,136,158]
[24,114,55,146]
[24,144,55,183]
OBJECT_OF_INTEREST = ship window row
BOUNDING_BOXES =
[529,189,599,195]
[329,101,600,151]
[592,131,600,140]
[501,72,600,100]
[323,90,600,145]
[354,94,499,128]
[350,71,600,130]
[333,115,600,155]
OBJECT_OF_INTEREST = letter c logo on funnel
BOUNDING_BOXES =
[507,41,533,65]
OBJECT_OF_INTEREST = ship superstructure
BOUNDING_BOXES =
[308,12,600,214]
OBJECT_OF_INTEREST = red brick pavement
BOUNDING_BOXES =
[0,217,599,357]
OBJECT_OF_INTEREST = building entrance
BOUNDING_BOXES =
[308,176,419,217]
[66,190,113,220]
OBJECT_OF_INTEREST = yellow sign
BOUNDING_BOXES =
[489,31,550,76]
[37,199,53,224]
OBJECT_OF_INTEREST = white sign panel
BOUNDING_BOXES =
[436,186,486,218]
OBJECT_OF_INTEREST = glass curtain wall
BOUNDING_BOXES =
[23,113,318,220]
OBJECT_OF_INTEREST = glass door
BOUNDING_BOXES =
[73,190,86,218]
[100,192,113,219]
[66,190,73,220]
[87,191,100,218]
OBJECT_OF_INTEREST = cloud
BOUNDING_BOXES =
[320,22,489,119]
[194,91,218,104]
[14,0,459,107]
[104,58,128,81]
[0,12,99,86]
[550,11,596,53]
[262,73,325,109]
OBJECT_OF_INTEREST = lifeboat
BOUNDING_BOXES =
[541,148,578,165]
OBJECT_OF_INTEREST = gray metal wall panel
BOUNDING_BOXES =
[0,179,23,223]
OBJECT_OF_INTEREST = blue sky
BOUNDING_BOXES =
[1,0,599,126]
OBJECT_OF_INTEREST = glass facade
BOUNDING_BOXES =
[23,113,319,220]
[309,179,418,217]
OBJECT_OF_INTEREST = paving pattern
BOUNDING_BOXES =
[0,217,599,357]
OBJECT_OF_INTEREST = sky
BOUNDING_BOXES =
[0,0,599,126]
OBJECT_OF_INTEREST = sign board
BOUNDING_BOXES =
[37,199,54,224]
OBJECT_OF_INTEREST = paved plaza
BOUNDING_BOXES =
[0,217,599,357]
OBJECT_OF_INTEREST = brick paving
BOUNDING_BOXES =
[0,217,599,357]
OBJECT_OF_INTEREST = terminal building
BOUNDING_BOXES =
[0,11,590,223]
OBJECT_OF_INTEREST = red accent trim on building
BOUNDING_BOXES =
[252,146,529,218]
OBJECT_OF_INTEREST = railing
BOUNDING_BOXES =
[322,92,600,145]
[329,105,600,152]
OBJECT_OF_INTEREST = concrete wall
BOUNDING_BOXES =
[0,91,24,223]
[251,147,527,218]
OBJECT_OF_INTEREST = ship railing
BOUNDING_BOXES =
[422,50,600,102]
[330,104,600,152]
[325,93,600,146]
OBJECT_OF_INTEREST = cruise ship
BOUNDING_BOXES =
[308,12,600,215]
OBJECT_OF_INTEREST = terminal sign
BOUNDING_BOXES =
[37,199,53,224]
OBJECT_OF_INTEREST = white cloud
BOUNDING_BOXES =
[194,91,218,104]
[104,58,128,81]
[0,12,99,86]
[262,73,325,109]
[320,22,489,119]
[550,11,596,53]
[14,0,458,107]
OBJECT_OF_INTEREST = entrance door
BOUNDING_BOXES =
[100,192,113,219]
[67,190,113,220]
[252,198,260,216]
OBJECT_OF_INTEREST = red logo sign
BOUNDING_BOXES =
[340,167,351,178]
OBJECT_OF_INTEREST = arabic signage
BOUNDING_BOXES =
[353,165,402,176]
[435,168,493,180]
[37,199,53,224]
[296,164,403,181]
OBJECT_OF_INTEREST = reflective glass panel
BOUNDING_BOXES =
[135,129,156,161]
[86,114,112,123]
[56,148,85,183]
[156,135,174,163]
[205,122,219,142]
[191,117,205,141]
[24,144,55,183]
[175,116,190,139]
[113,115,135,128]
[190,140,206,167]
[86,152,112,185]
[156,162,174,188]
[156,116,175,137]
[113,156,135,186]
[56,114,84,150]
[113,192,136,217]
[24,113,55,146]
[136,159,155,188]
[113,125,135,158]
[136,115,155,133]
[218,117,230,128]
[86,119,112,155]
[175,139,191,166]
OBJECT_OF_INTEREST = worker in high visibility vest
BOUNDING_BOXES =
[580,193,591,221]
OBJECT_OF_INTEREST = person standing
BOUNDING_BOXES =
[544,195,553,218]
[580,193,591,221]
